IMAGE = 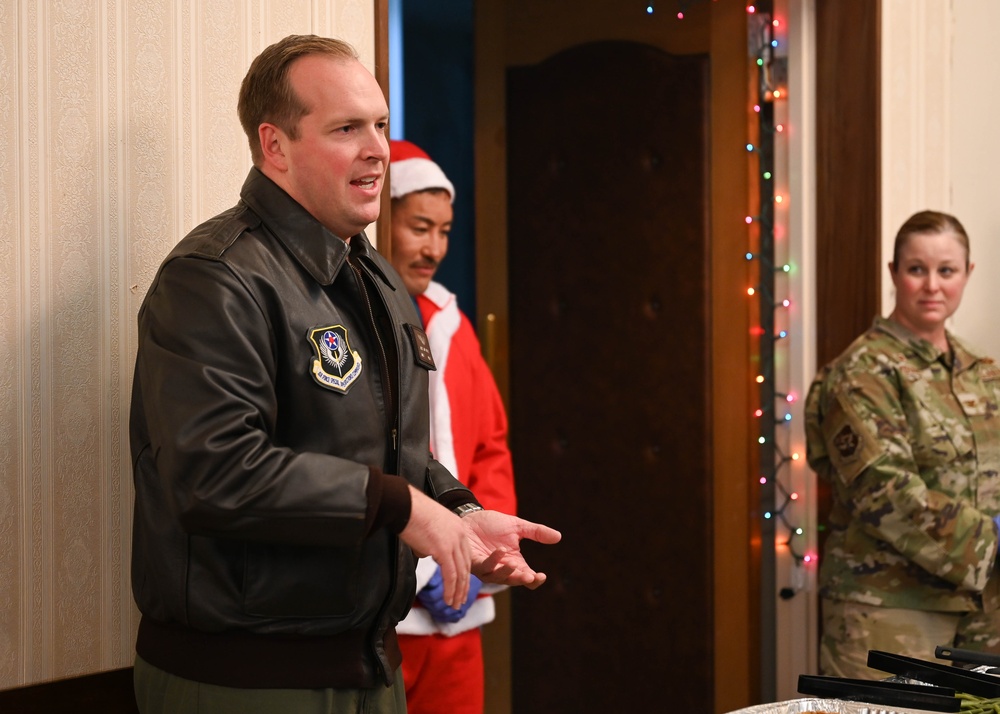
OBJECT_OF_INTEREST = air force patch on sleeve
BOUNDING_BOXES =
[307,325,363,393]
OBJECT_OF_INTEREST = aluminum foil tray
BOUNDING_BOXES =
[726,697,937,714]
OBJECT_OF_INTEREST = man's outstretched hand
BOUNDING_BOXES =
[461,509,562,589]
[399,486,561,608]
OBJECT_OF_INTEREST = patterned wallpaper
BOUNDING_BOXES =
[0,0,376,689]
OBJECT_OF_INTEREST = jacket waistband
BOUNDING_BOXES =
[136,616,401,689]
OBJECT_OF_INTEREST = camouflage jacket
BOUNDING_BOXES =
[805,316,1000,611]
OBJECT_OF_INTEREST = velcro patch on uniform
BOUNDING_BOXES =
[307,324,363,393]
[832,424,861,459]
[980,358,1000,382]
[824,393,882,485]
[405,324,436,371]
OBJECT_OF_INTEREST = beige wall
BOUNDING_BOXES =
[946,0,1000,358]
[0,0,376,690]
[882,0,1000,358]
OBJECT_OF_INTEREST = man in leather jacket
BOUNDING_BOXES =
[129,34,560,713]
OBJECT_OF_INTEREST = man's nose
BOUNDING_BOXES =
[424,233,447,260]
[366,131,389,163]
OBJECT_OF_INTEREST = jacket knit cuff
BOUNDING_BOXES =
[365,468,412,535]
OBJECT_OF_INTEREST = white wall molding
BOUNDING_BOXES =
[880,0,952,314]
[946,0,1000,359]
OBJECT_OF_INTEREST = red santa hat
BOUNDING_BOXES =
[389,139,455,203]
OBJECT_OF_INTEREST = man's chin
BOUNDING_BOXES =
[404,278,431,297]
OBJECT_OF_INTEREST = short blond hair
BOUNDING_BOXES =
[237,35,358,166]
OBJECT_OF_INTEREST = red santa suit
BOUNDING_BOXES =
[397,280,517,714]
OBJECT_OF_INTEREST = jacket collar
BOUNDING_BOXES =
[872,315,983,373]
[239,167,386,287]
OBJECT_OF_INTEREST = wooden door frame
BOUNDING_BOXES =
[815,0,880,366]
[472,9,514,714]
[709,5,758,710]
[374,0,391,258]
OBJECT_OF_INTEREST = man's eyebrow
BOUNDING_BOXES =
[323,112,390,127]
[410,214,451,225]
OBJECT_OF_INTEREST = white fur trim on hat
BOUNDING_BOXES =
[390,141,456,203]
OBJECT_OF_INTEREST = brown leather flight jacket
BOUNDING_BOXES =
[129,168,473,689]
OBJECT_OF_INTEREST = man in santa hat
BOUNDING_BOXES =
[389,139,518,714]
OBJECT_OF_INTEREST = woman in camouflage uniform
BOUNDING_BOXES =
[806,210,1000,679]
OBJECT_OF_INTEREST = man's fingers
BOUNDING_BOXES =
[480,566,516,584]
[520,522,562,545]
[456,539,472,607]
[453,566,468,609]
[478,547,508,571]
[441,559,462,610]
[461,527,474,606]
[440,559,455,609]
[476,549,535,583]
[440,551,471,609]
[475,558,515,582]
[524,572,547,590]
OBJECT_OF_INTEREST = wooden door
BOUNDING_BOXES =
[506,41,713,712]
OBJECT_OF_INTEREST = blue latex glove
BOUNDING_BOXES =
[416,566,483,623]
[994,514,1000,534]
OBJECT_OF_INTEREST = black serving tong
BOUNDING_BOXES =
[935,645,1000,672]
[868,650,1000,698]
[797,674,961,711]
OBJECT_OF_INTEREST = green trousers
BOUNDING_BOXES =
[820,598,1000,680]
[134,655,408,714]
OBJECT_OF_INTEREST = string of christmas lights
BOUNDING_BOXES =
[663,1,815,693]
[664,0,813,587]
[652,0,721,21]
[744,3,811,582]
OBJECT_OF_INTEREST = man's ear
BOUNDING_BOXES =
[258,123,288,172]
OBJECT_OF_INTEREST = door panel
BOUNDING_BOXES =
[507,41,713,711]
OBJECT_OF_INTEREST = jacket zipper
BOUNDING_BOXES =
[348,257,398,465]
[348,255,401,684]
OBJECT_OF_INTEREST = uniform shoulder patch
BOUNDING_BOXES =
[307,324,363,393]
[823,392,883,485]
